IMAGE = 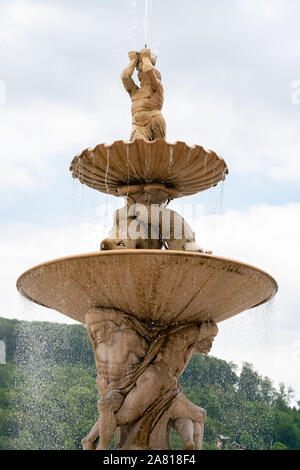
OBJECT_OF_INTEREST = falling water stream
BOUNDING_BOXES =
[167,146,174,178]
[105,147,110,193]
[130,0,152,49]
[144,0,149,47]
[202,153,208,176]
[126,145,130,195]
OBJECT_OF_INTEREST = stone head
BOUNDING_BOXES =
[100,235,141,250]
[193,336,215,355]
[90,320,120,343]
[85,310,125,344]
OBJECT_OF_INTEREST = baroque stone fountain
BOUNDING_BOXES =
[17,49,278,450]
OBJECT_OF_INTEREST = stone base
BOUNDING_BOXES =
[81,307,212,450]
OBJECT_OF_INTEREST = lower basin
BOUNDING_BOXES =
[16,250,278,325]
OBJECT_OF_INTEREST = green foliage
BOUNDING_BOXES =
[0,316,299,450]
[181,354,238,390]
[0,362,98,450]
[0,317,18,362]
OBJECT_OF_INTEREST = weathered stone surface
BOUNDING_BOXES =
[100,204,207,252]
[121,49,166,142]
[82,307,216,450]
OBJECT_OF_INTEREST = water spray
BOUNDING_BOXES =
[144,0,149,49]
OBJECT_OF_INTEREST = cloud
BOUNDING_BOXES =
[165,90,300,184]
[0,0,60,47]
[238,0,285,22]
[1,0,300,196]
[0,220,103,323]
[0,101,125,192]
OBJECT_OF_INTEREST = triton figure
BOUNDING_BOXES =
[121,49,166,141]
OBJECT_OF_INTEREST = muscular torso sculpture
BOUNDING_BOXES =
[121,49,166,141]
[83,308,218,450]
[91,319,148,394]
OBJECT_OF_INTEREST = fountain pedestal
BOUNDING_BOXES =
[17,250,277,449]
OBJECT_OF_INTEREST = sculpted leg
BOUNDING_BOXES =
[169,392,206,423]
[172,418,195,450]
[97,392,124,450]
[115,424,134,450]
[116,363,175,426]
[194,422,204,450]
[168,392,206,449]
[150,113,166,139]
[82,421,135,451]
[81,419,99,450]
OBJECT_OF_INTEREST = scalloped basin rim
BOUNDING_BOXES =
[79,139,224,155]
[70,139,228,201]
[17,250,278,325]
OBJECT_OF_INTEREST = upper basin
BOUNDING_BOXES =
[17,250,277,325]
[70,139,228,202]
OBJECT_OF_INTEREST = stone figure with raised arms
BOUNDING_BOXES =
[121,49,166,141]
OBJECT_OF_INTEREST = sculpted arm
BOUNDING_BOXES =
[121,51,139,96]
[126,329,148,358]
[140,49,161,91]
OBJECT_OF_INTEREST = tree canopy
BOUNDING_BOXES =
[0,316,299,450]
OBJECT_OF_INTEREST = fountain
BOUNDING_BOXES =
[17,49,278,450]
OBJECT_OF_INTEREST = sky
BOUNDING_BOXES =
[0,0,300,399]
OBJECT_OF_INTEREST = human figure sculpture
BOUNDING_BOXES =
[100,204,211,253]
[121,49,166,141]
[82,308,218,450]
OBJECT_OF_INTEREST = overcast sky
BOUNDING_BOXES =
[0,0,300,399]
